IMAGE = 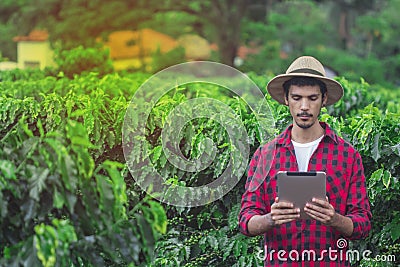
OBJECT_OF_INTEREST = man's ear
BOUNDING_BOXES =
[284,96,289,106]
[322,93,328,107]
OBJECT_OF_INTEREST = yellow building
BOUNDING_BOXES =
[12,29,212,71]
[13,30,56,69]
[101,28,179,71]
[101,29,211,71]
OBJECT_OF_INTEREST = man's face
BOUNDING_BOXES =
[284,85,327,129]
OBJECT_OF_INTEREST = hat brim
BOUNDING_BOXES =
[266,73,344,106]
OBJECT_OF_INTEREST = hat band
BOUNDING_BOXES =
[289,68,324,77]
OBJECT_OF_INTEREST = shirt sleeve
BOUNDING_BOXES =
[238,147,268,236]
[345,151,372,240]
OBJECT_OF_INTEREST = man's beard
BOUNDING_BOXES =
[296,120,315,129]
[295,112,316,129]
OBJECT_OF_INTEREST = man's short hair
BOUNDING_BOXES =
[283,77,327,100]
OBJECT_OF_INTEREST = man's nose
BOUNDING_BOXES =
[300,99,310,110]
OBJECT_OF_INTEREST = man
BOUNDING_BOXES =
[238,56,371,266]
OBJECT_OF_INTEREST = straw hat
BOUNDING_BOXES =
[266,56,343,106]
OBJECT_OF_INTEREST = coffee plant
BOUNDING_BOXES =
[0,63,399,267]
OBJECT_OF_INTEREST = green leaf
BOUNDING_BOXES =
[223,239,236,260]
[391,143,400,157]
[59,151,77,192]
[0,160,16,180]
[391,224,400,242]
[101,160,127,219]
[95,174,114,214]
[70,109,86,118]
[207,235,218,250]
[19,117,34,137]
[75,147,95,179]
[53,188,65,209]
[28,166,49,201]
[371,133,381,161]
[146,200,167,234]
[228,204,240,230]
[151,145,163,162]
[37,118,45,138]
[70,136,97,149]
[382,170,391,188]
[234,241,242,257]
[370,168,383,185]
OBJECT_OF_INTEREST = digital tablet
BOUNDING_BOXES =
[277,171,326,220]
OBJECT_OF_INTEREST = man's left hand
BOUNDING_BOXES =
[304,197,337,226]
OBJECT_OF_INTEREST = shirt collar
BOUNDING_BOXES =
[276,122,338,147]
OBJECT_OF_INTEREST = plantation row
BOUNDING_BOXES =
[0,69,399,266]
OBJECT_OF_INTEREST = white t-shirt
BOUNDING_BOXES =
[291,135,324,172]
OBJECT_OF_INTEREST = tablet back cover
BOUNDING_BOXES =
[277,171,326,220]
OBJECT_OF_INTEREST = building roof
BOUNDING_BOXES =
[13,29,49,42]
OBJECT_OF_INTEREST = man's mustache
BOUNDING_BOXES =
[297,112,313,117]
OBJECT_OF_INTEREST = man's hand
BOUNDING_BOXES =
[304,196,354,237]
[304,196,336,225]
[247,197,300,236]
[269,197,300,225]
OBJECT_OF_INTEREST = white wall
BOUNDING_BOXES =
[17,41,56,69]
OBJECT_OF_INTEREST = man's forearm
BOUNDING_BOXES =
[332,213,354,237]
[304,197,355,237]
[247,200,300,235]
[247,213,275,236]
[247,213,352,237]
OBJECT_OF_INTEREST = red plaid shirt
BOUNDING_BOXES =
[239,122,371,266]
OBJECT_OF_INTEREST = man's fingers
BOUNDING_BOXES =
[272,213,300,220]
[270,209,301,224]
[306,200,335,214]
[311,197,329,207]
[304,208,330,222]
[272,201,295,209]
[304,211,323,221]
[271,208,300,224]
[305,202,324,213]
[271,207,300,215]
[270,200,301,225]
[304,203,335,224]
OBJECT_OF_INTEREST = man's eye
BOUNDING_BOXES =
[310,97,318,101]
[292,97,300,100]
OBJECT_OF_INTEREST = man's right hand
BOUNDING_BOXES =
[247,197,300,236]
[269,197,300,225]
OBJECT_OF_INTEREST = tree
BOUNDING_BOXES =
[163,0,250,66]
[0,0,29,60]
[318,0,380,50]
[1,0,255,67]
[354,0,400,84]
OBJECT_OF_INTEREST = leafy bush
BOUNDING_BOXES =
[54,45,114,78]
[1,68,399,266]
[0,67,49,82]
[0,72,165,266]
[304,46,386,85]
[343,105,400,264]
[145,76,400,266]
[150,46,186,73]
